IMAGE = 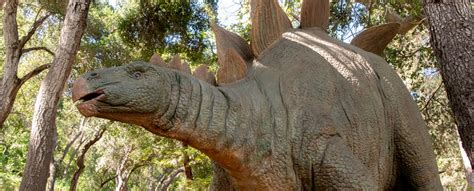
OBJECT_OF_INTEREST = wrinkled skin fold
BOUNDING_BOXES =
[72,28,442,190]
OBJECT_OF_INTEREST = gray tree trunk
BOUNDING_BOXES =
[115,146,133,191]
[423,0,473,185]
[47,161,57,191]
[0,0,51,128]
[0,0,21,128]
[182,144,193,180]
[158,168,184,191]
[19,0,92,190]
[47,130,82,191]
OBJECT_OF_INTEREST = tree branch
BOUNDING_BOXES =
[21,47,55,56]
[19,13,51,50]
[159,168,185,191]
[63,136,84,178]
[70,121,111,191]
[290,13,300,23]
[18,63,50,86]
[99,175,117,189]
[421,82,443,112]
[156,168,173,186]
[130,162,149,174]
[58,131,83,164]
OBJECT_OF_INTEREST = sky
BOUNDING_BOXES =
[216,0,242,27]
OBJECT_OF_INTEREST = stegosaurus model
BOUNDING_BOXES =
[72,0,442,190]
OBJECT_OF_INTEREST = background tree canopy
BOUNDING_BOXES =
[0,0,469,190]
[118,0,217,62]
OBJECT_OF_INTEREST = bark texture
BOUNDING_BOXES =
[19,0,92,190]
[99,175,117,189]
[423,0,474,178]
[0,0,21,128]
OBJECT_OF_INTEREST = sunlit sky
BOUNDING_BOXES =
[216,0,242,27]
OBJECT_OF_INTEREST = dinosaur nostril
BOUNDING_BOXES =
[87,72,100,80]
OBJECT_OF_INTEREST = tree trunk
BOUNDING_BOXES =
[47,130,82,191]
[70,123,108,191]
[19,0,92,190]
[47,161,57,191]
[182,144,193,180]
[423,0,473,185]
[0,0,51,128]
[115,146,133,191]
[158,168,184,191]
[115,175,130,191]
[0,0,21,128]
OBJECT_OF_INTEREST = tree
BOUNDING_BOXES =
[1,1,214,190]
[69,120,109,191]
[423,0,473,185]
[0,0,52,128]
[47,128,82,191]
[19,0,92,190]
[117,1,217,64]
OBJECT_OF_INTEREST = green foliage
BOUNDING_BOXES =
[1,1,214,190]
[384,10,467,191]
[0,2,58,187]
[328,0,368,40]
[0,121,29,189]
[77,3,135,71]
[118,1,217,64]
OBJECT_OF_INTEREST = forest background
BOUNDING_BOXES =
[0,0,469,190]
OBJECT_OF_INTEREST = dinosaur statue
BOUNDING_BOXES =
[71,0,442,190]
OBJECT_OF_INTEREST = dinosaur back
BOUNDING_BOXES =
[250,27,416,188]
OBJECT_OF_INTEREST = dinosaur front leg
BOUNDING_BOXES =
[314,136,378,190]
[209,162,236,191]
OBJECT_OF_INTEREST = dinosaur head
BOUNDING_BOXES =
[72,61,172,126]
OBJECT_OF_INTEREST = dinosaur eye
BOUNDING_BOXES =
[131,71,142,79]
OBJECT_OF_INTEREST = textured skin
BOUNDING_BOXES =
[73,28,442,190]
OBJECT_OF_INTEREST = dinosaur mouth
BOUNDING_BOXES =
[72,89,106,117]
[72,77,107,117]
[75,89,105,103]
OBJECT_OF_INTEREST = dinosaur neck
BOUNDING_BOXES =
[149,71,270,172]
